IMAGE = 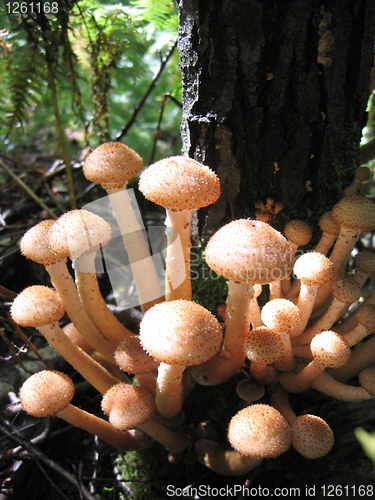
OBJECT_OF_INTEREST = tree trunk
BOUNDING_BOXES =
[176,0,375,241]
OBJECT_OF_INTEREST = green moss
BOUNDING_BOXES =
[114,449,155,499]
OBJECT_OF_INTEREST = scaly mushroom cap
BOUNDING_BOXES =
[242,326,284,364]
[331,277,362,304]
[83,142,143,189]
[358,368,375,395]
[48,209,112,259]
[353,250,375,276]
[293,252,334,285]
[261,298,301,332]
[228,404,292,458]
[331,195,375,231]
[291,414,334,459]
[139,300,223,366]
[20,220,60,265]
[19,370,74,417]
[138,156,220,211]
[318,211,340,236]
[11,286,64,327]
[115,336,159,375]
[355,304,375,332]
[310,331,351,368]
[204,219,294,284]
[101,384,155,430]
[284,220,312,247]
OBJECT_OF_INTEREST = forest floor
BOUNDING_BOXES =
[0,150,374,500]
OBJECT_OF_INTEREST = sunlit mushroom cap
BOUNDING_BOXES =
[284,220,312,247]
[310,331,351,368]
[204,219,294,284]
[291,414,334,459]
[261,298,301,332]
[10,285,64,327]
[138,156,220,211]
[331,195,375,231]
[318,211,340,236]
[242,326,284,364]
[48,209,111,259]
[228,404,292,458]
[331,277,362,304]
[83,142,143,189]
[115,336,159,375]
[19,370,74,417]
[139,300,223,366]
[20,220,60,265]
[293,252,334,285]
[101,384,155,430]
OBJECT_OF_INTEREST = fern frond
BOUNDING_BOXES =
[130,0,178,31]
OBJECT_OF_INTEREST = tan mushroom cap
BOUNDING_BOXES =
[48,209,112,259]
[228,404,292,458]
[204,219,294,284]
[83,142,143,189]
[115,336,159,375]
[355,304,375,332]
[291,414,334,459]
[331,277,362,304]
[331,195,375,231]
[138,156,220,211]
[10,286,64,327]
[358,368,375,395]
[353,250,375,275]
[242,326,284,364]
[284,220,312,247]
[139,300,223,366]
[20,220,60,265]
[261,298,301,332]
[101,384,156,430]
[19,370,74,417]
[293,252,334,285]
[318,211,340,236]
[310,331,351,368]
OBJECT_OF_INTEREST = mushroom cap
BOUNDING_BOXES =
[353,250,375,276]
[331,195,375,231]
[236,378,265,402]
[310,331,351,368]
[227,404,292,458]
[48,209,111,259]
[20,220,60,265]
[261,298,301,332]
[138,156,220,211]
[83,142,143,189]
[19,370,74,417]
[115,336,159,375]
[11,286,64,327]
[354,166,372,182]
[293,252,334,286]
[101,384,155,430]
[284,220,312,247]
[139,300,223,366]
[291,414,334,459]
[242,326,284,364]
[318,211,340,236]
[355,304,375,332]
[204,219,294,284]
[358,368,375,395]
[331,277,362,304]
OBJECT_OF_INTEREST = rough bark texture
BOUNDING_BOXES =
[176,0,375,241]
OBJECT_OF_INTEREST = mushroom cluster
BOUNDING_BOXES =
[11,142,375,477]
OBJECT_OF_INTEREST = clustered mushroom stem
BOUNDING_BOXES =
[328,335,375,382]
[137,416,190,453]
[311,371,374,402]
[164,208,192,301]
[105,186,164,311]
[268,384,297,424]
[155,363,186,418]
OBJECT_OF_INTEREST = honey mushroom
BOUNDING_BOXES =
[310,368,375,402]
[139,300,223,418]
[83,142,164,312]
[191,219,294,387]
[313,211,340,255]
[19,370,144,450]
[138,156,220,301]
[48,209,134,348]
[10,286,119,395]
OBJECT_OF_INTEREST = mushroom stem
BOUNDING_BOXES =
[105,186,164,311]
[137,417,190,454]
[155,363,186,418]
[310,371,374,401]
[328,335,375,382]
[165,208,192,301]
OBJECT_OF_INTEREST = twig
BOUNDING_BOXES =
[0,159,58,219]
[115,39,178,142]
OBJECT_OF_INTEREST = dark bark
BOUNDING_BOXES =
[176,0,375,240]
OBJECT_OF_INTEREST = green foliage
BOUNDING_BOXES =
[355,428,375,462]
